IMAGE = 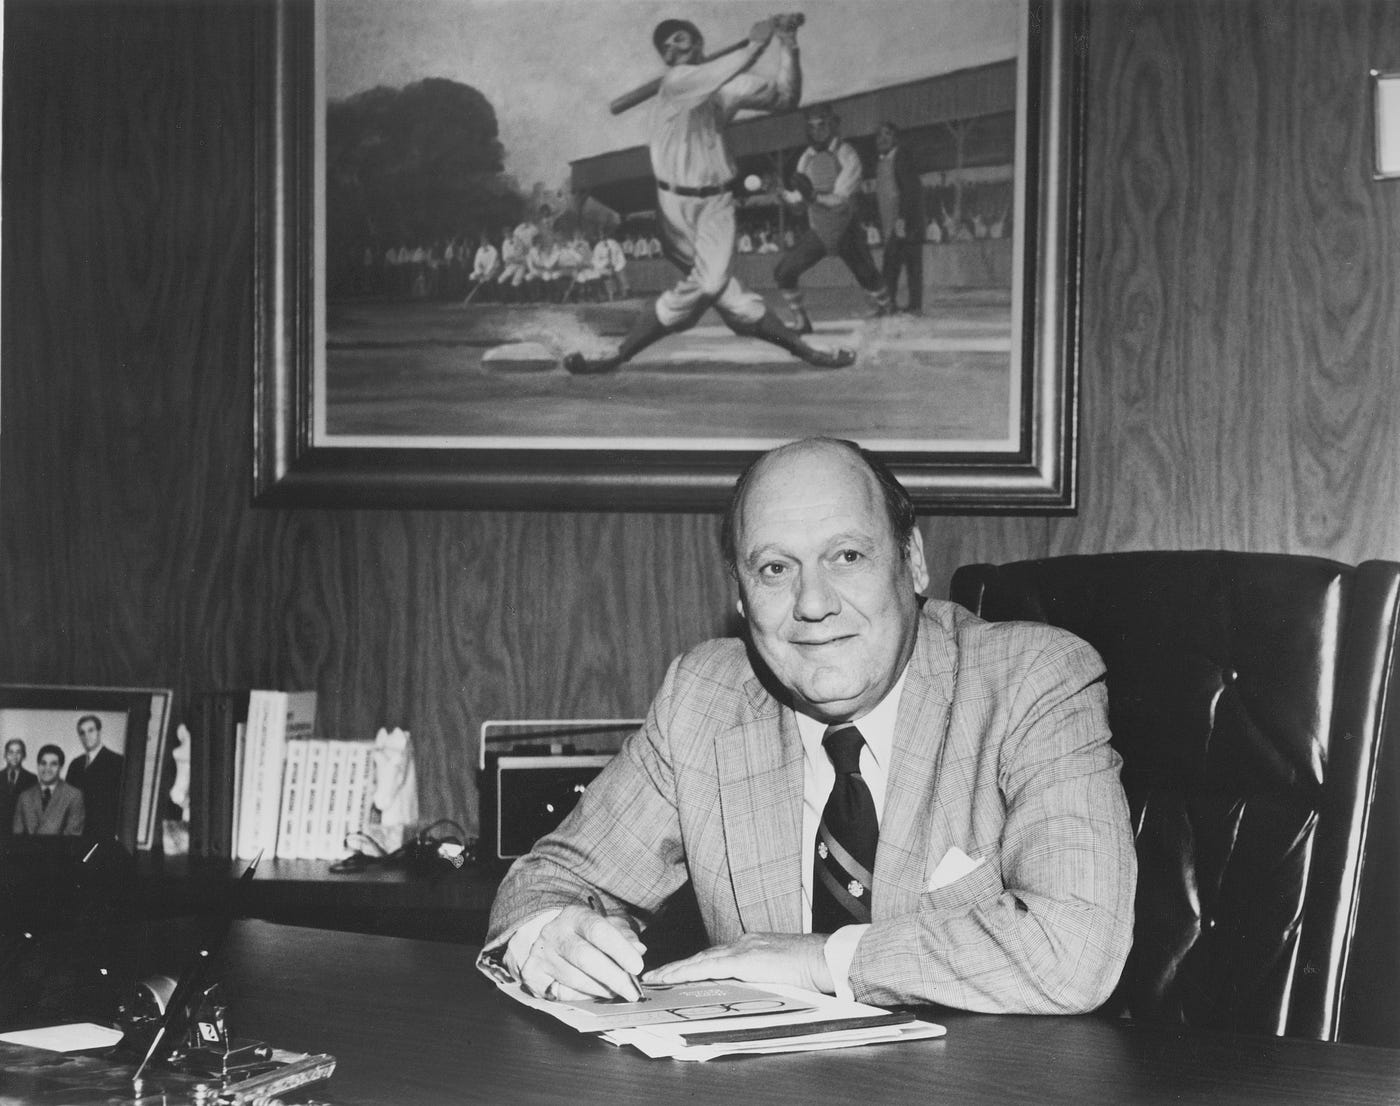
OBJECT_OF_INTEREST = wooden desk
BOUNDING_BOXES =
[208,922,1400,1106]
[134,856,502,944]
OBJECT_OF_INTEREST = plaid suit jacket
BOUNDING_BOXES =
[486,600,1136,1014]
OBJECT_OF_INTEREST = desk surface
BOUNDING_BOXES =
[200,921,1400,1106]
[135,855,501,943]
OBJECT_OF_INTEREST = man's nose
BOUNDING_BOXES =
[792,567,840,621]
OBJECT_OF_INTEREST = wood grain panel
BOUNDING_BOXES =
[3,0,1399,842]
[1061,0,1400,562]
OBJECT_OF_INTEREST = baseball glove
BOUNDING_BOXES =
[788,172,816,203]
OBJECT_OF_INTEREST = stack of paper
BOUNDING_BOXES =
[487,977,945,1060]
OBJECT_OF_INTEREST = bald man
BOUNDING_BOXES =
[482,438,1135,1014]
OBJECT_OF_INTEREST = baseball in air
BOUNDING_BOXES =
[744,174,763,193]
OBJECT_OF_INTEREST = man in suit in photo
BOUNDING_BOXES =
[483,437,1136,1013]
[1,739,39,837]
[65,714,123,842]
[874,121,927,315]
[13,745,85,836]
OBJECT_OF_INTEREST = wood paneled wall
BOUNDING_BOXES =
[3,0,1398,835]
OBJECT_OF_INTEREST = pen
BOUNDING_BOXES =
[586,891,644,1002]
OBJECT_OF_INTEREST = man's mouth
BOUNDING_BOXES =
[792,635,853,648]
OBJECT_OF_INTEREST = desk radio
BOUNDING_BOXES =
[477,719,642,862]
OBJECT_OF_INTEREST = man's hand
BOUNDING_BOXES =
[642,933,834,993]
[748,18,775,48]
[773,12,804,45]
[518,905,646,1003]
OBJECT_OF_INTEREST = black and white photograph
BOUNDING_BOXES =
[257,0,1083,509]
[6,0,1400,1098]
[0,686,172,851]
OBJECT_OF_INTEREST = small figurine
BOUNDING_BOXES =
[170,723,191,818]
[367,727,419,851]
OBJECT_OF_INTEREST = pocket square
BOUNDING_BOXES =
[926,846,983,891]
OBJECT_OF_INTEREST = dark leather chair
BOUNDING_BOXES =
[949,551,1400,1045]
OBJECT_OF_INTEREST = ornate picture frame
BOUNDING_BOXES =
[254,0,1085,511]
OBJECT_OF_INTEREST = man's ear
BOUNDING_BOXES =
[905,527,930,594]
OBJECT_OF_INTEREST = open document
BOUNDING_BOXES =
[485,974,945,1060]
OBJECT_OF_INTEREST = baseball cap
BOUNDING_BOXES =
[653,18,703,54]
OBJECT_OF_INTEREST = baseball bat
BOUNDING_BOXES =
[609,37,749,115]
[608,15,803,116]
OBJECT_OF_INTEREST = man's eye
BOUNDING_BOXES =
[834,549,863,565]
[757,562,788,579]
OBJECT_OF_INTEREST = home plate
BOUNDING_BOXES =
[482,342,558,372]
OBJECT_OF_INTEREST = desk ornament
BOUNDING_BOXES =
[363,725,419,851]
[111,853,339,1103]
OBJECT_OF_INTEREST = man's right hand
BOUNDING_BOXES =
[517,905,646,1003]
[773,12,804,42]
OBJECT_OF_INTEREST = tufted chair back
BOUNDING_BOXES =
[949,551,1400,1044]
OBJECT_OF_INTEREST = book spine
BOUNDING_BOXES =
[275,739,308,860]
[228,714,246,858]
[296,740,329,860]
[234,691,268,859]
[317,741,348,860]
[336,742,371,855]
[258,690,290,858]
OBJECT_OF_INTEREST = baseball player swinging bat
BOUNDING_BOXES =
[609,12,805,115]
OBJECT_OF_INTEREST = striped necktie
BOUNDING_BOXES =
[812,722,879,932]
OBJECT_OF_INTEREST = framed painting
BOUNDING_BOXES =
[254,0,1085,511]
[0,685,173,852]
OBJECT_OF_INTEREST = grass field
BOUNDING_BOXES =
[323,288,1014,451]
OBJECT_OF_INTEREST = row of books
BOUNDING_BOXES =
[187,690,376,861]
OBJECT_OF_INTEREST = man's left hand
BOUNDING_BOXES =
[642,932,833,993]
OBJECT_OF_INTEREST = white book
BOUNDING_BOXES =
[234,692,269,858]
[280,692,317,856]
[275,739,309,860]
[237,690,317,859]
[296,740,330,860]
[324,741,362,859]
[236,690,288,859]
[340,742,374,847]
[230,719,247,855]
[316,741,350,859]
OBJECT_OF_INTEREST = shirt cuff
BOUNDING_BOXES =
[822,924,868,999]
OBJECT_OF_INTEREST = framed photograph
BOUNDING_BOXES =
[0,685,173,851]
[254,0,1084,511]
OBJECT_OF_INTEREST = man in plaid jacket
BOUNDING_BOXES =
[483,438,1135,1013]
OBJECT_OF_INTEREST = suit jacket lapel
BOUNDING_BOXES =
[876,610,958,920]
[715,675,805,934]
